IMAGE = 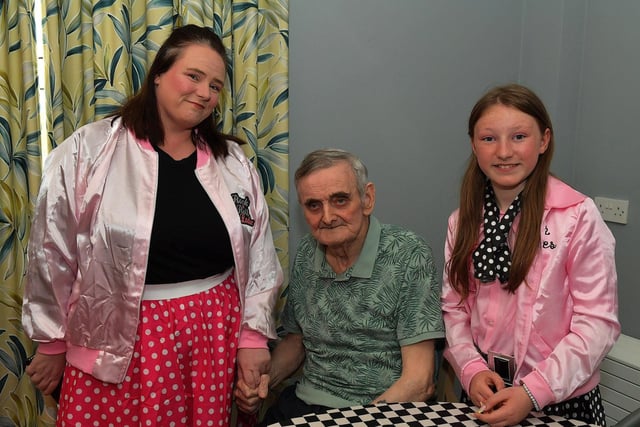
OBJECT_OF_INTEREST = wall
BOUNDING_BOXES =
[573,1,640,339]
[289,0,639,338]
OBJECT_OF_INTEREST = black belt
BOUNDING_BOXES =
[479,350,515,386]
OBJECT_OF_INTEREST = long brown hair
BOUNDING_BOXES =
[447,84,555,298]
[116,24,243,158]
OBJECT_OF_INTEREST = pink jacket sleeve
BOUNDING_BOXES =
[441,210,489,392]
[520,199,620,407]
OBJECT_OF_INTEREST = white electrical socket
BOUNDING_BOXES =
[594,197,629,224]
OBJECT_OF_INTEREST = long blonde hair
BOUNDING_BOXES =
[447,84,555,298]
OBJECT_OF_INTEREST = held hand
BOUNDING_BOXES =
[469,370,505,408]
[25,352,66,395]
[237,348,271,389]
[474,386,534,427]
[234,373,269,414]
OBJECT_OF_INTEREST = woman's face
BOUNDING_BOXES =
[154,43,225,134]
[471,104,550,208]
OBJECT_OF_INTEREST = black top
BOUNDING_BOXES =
[144,147,234,284]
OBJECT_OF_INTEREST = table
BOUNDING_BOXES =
[268,401,597,426]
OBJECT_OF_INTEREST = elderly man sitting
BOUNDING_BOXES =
[235,148,445,425]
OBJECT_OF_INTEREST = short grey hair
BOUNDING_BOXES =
[294,148,369,198]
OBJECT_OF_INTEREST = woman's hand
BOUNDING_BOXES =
[237,348,270,390]
[25,352,66,395]
[235,348,270,413]
[234,374,269,414]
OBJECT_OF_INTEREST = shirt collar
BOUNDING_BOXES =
[312,216,381,280]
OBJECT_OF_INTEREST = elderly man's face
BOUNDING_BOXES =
[296,161,374,250]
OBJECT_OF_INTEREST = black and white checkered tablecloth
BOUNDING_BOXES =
[269,401,596,426]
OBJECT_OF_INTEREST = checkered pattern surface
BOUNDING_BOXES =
[270,401,595,426]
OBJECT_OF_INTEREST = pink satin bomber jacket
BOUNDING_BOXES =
[442,176,620,409]
[22,117,283,384]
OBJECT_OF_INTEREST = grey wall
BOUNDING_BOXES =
[573,2,640,339]
[288,0,639,338]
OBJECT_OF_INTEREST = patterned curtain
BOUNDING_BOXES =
[0,0,57,425]
[0,0,288,424]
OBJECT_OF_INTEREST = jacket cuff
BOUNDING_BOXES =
[521,370,555,408]
[238,328,268,349]
[36,340,67,355]
[462,359,491,393]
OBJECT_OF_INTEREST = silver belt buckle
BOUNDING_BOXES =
[488,351,515,386]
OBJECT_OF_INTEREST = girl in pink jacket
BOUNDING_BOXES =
[443,83,619,427]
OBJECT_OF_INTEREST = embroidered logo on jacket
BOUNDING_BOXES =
[542,225,556,249]
[231,193,255,226]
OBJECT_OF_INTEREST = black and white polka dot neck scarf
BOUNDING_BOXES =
[472,182,522,284]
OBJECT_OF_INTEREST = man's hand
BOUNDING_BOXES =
[25,352,66,395]
[474,385,534,427]
[234,373,269,414]
[469,370,505,408]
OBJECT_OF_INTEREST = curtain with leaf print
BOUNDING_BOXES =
[0,0,288,424]
[0,0,57,425]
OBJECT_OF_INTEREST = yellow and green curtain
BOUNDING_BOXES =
[1,0,288,424]
[0,0,58,424]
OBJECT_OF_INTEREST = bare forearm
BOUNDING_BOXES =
[373,340,436,404]
[373,373,435,403]
[269,334,305,388]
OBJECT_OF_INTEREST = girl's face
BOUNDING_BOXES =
[471,104,550,209]
[154,43,225,134]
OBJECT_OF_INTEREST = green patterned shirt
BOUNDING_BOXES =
[282,216,445,408]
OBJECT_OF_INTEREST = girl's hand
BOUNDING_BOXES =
[469,370,505,409]
[474,386,534,427]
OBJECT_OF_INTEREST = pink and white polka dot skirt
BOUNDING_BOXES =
[57,271,241,426]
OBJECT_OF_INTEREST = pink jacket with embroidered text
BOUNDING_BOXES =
[442,176,620,408]
[22,117,283,383]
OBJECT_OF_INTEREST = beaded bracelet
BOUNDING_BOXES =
[521,381,541,411]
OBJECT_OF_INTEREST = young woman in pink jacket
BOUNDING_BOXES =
[22,25,282,426]
[443,83,619,427]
